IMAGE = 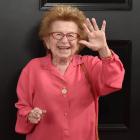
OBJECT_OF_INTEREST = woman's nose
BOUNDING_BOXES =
[61,35,69,43]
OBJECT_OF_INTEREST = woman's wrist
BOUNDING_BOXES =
[98,45,112,58]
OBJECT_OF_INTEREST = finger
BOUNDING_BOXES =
[86,18,95,32]
[35,109,47,116]
[28,112,41,121]
[33,108,47,118]
[29,112,40,119]
[91,18,99,31]
[30,110,41,119]
[83,23,91,34]
[29,117,41,124]
[33,108,44,115]
[101,20,106,32]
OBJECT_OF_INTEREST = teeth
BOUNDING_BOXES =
[58,46,70,49]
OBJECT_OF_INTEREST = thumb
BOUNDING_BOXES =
[79,40,93,49]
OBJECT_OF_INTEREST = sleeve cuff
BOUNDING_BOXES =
[100,50,119,62]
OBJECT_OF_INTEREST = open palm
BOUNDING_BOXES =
[79,18,108,52]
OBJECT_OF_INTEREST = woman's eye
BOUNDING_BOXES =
[56,33,62,36]
[68,34,74,37]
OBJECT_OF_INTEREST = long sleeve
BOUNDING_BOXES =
[15,64,35,134]
[83,51,125,97]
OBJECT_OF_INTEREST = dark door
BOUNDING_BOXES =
[0,0,139,140]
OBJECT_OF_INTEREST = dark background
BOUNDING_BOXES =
[0,0,139,140]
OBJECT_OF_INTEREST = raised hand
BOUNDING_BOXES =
[28,107,46,124]
[79,18,111,58]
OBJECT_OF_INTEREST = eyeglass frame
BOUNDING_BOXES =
[49,32,80,41]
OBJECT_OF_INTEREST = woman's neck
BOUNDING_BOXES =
[52,56,72,75]
[52,57,71,66]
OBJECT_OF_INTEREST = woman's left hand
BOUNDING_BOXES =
[79,18,108,52]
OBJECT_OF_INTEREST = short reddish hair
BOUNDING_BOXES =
[39,5,87,41]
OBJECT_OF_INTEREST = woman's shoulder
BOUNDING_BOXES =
[23,56,47,71]
[27,56,45,65]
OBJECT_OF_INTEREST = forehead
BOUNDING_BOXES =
[50,20,78,33]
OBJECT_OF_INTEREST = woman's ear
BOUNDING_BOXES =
[43,37,50,49]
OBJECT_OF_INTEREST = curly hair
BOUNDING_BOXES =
[39,5,87,41]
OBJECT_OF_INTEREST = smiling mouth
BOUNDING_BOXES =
[58,46,71,49]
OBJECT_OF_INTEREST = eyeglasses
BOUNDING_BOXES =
[49,32,80,41]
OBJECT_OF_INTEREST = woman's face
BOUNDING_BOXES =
[44,20,80,59]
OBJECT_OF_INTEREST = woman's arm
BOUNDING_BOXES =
[15,66,35,134]
[83,51,125,97]
[79,18,125,96]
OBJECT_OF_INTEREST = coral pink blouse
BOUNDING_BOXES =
[15,52,125,140]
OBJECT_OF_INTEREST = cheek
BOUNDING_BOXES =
[70,41,79,51]
[49,39,57,49]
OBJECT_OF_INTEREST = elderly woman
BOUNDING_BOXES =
[15,5,125,140]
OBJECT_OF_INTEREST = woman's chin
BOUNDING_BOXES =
[58,54,72,59]
[57,51,73,58]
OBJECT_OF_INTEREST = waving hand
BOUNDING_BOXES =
[79,18,111,57]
